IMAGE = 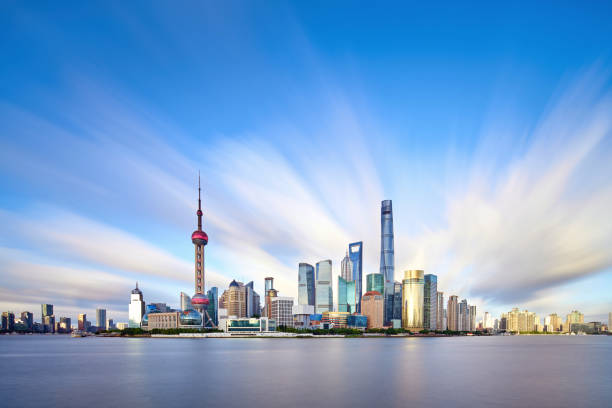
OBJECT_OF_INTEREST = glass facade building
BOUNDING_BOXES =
[379,200,395,323]
[402,270,424,330]
[298,263,316,306]
[206,287,218,327]
[316,260,333,314]
[392,281,402,320]
[337,276,357,313]
[366,273,384,296]
[423,274,437,330]
[348,242,363,313]
[347,314,368,329]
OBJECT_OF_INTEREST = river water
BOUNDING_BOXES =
[1,335,610,407]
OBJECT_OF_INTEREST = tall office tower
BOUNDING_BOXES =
[59,317,71,332]
[348,242,363,313]
[436,292,445,330]
[78,314,86,331]
[264,277,278,318]
[96,308,107,330]
[316,260,333,314]
[392,281,402,320]
[129,282,146,328]
[484,312,493,329]
[337,276,357,313]
[206,287,219,327]
[469,305,477,331]
[447,296,459,331]
[366,273,384,295]
[180,292,192,311]
[20,311,33,330]
[459,299,469,331]
[41,304,53,320]
[609,312,612,332]
[401,270,425,331]
[379,200,395,324]
[340,251,352,281]
[244,281,255,317]
[1,312,15,332]
[423,274,438,330]
[222,280,249,318]
[361,291,384,329]
[298,263,316,306]
[271,297,294,328]
[566,310,584,328]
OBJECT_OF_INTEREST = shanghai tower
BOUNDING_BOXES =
[380,200,395,324]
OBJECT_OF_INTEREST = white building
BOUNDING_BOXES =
[293,304,315,329]
[271,296,294,328]
[128,283,145,328]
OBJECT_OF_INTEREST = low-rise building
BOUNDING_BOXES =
[223,317,276,333]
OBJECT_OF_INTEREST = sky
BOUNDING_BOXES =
[1,1,612,324]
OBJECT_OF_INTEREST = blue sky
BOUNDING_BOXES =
[1,1,612,324]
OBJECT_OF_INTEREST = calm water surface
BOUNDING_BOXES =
[1,335,610,407]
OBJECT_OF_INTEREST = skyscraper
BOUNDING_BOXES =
[447,295,459,331]
[436,292,445,330]
[392,281,402,321]
[129,282,145,328]
[271,297,294,328]
[206,287,219,327]
[78,314,86,331]
[96,308,107,330]
[298,263,316,306]
[469,305,477,331]
[20,311,33,330]
[180,292,192,311]
[379,200,394,323]
[366,273,384,295]
[459,299,469,331]
[264,277,278,318]
[348,242,363,313]
[361,291,384,329]
[41,304,53,320]
[337,276,357,313]
[401,270,424,331]
[340,251,352,281]
[423,274,437,330]
[316,260,333,314]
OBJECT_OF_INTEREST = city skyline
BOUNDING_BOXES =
[1,3,612,323]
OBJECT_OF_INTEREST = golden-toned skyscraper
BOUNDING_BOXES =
[402,270,424,331]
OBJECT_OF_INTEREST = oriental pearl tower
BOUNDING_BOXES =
[190,173,213,327]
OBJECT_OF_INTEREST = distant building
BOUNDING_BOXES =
[41,304,53,319]
[220,280,249,318]
[1,312,15,332]
[459,299,469,331]
[149,303,171,313]
[566,310,584,330]
[469,305,477,331]
[348,242,363,313]
[361,291,384,329]
[41,304,54,333]
[263,277,278,318]
[609,312,612,332]
[116,322,128,330]
[392,281,402,321]
[436,292,445,330]
[340,250,352,281]
[128,282,146,328]
[298,263,316,307]
[96,308,107,330]
[180,292,192,311]
[78,314,87,331]
[206,287,219,327]
[366,273,384,296]
[59,317,71,333]
[20,311,33,330]
[293,304,315,329]
[484,312,493,329]
[322,311,350,328]
[402,270,424,331]
[347,315,368,330]
[316,260,333,314]
[379,200,395,324]
[337,276,357,313]
[447,296,459,331]
[107,319,115,330]
[223,317,276,333]
[423,274,437,330]
[271,296,294,328]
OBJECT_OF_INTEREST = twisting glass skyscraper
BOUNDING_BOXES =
[298,263,316,306]
[380,200,394,323]
[348,242,363,313]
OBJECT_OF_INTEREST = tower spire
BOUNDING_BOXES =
[197,171,202,231]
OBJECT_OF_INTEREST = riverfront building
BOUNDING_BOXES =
[361,291,384,329]
[298,263,316,306]
[271,296,294,328]
[436,292,445,330]
[128,282,146,328]
[96,308,107,330]
[338,276,357,313]
[321,311,350,328]
[223,317,276,333]
[316,260,333,314]
[379,200,395,324]
[424,274,437,330]
[180,292,191,311]
[402,270,424,331]
[447,295,459,331]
